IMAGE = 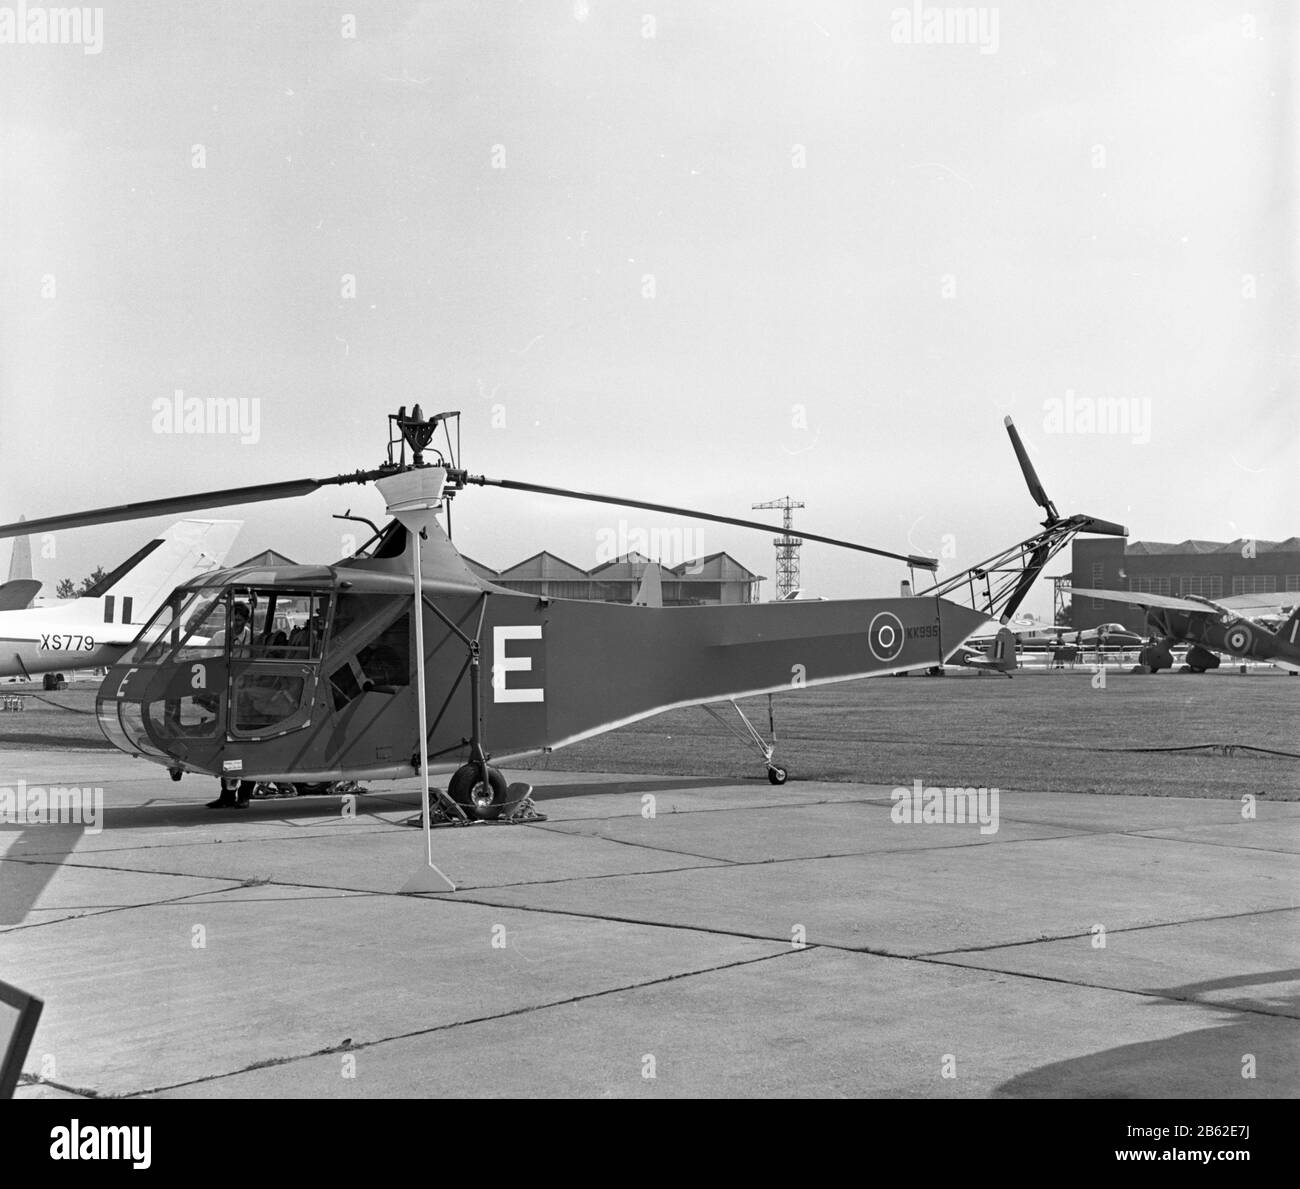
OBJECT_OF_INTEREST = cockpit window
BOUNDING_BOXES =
[126,588,331,665]
[327,596,411,710]
[230,589,329,661]
[199,596,249,657]
[127,588,227,664]
[357,613,410,687]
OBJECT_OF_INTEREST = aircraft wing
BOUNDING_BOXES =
[1060,586,1207,612]
[1215,592,1298,616]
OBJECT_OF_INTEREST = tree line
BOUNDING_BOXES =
[55,568,108,599]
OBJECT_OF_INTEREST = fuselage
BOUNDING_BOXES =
[0,599,137,679]
[96,526,992,785]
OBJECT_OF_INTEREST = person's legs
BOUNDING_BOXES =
[206,778,238,809]
[206,778,253,809]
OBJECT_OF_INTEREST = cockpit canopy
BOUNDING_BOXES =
[100,574,417,766]
[126,584,332,666]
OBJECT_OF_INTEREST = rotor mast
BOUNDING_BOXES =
[752,496,805,601]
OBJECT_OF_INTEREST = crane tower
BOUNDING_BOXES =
[752,496,805,601]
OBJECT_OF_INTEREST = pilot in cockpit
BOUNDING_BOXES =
[211,601,252,657]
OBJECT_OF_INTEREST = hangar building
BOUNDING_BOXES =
[463,551,764,606]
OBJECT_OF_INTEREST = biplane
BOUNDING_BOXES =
[0,412,1124,834]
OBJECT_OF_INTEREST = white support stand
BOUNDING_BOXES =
[376,468,458,895]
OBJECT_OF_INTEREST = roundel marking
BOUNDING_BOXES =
[868,611,906,663]
[1225,624,1252,654]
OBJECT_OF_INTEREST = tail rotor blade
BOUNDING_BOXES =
[1075,515,1128,537]
[1004,416,1058,521]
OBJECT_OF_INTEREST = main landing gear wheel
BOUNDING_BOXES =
[767,766,788,785]
[448,763,510,821]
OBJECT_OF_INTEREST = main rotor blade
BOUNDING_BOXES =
[0,470,386,540]
[1004,416,1059,521]
[465,475,939,570]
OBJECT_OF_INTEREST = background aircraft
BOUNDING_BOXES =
[1062,587,1300,674]
[1010,622,1144,652]
[0,520,242,685]
[959,619,1142,658]
[954,626,1019,676]
[1,517,39,608]
[0,580,41,611]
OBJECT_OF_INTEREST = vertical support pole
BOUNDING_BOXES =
[377,465,458,894]
[412,526,456,892]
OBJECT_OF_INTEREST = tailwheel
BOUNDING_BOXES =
[701,697,784,785]
[448,763,510,821]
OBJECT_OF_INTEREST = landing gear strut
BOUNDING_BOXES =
[701,696,789,785]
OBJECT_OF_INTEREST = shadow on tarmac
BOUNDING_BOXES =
[993,974,1300,1097]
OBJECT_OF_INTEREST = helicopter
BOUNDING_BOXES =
[0,410,1124,839]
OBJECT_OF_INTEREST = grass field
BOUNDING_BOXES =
[2,670,1297,799]
[531,670,1300,800]
[0,683,112,749]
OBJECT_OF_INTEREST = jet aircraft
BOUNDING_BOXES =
[0,520,242,685]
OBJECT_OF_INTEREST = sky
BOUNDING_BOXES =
[1,0,1295,615]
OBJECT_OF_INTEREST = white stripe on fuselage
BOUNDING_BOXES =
[0,601,137,676]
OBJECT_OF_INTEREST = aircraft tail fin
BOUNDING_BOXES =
[633,562,663,608]
[0,578,41,610]
[957,626,1018,675]
[990,626,1017,671]
[6,517,32,582]
[82,519,242,627]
